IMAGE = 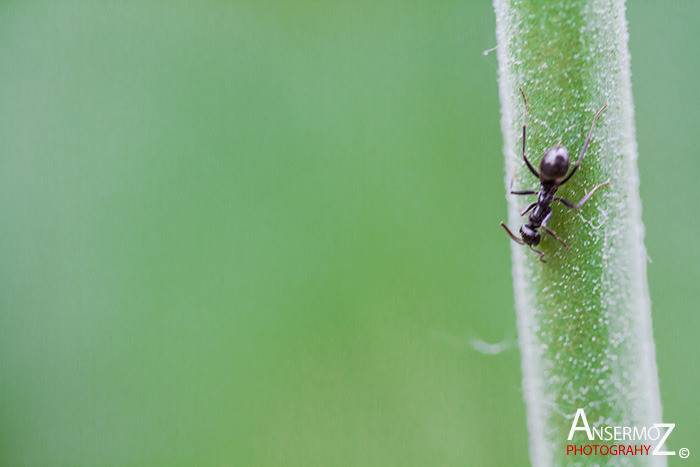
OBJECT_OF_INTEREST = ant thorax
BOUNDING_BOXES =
[537,188,556,205]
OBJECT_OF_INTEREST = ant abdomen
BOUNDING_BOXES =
[539,146,570,183]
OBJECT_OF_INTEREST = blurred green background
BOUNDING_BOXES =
[0,2,697,465]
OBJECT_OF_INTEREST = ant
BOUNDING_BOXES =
[500,88,609,262]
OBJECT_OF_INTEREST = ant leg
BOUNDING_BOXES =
[560,103,608,185]
[529,245,546,262]
[555,197,575,209]
[512,189,538,195]
[509,178,538,196]
[500,222,524,244]
[520,202,536,216]
[555,179,610,210]
[519,87,540,179]
[541,212,569,249]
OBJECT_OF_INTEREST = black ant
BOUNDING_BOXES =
[500,88,609,262]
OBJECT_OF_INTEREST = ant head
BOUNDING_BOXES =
[520,225,540,246]
[539,146,570,184]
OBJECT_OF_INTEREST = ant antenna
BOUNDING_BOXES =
[529,245,546,262]
[500,222,524,245]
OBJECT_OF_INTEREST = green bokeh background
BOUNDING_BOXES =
[1,2,697,465]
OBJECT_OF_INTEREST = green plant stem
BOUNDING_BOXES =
[493,1,664,465]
